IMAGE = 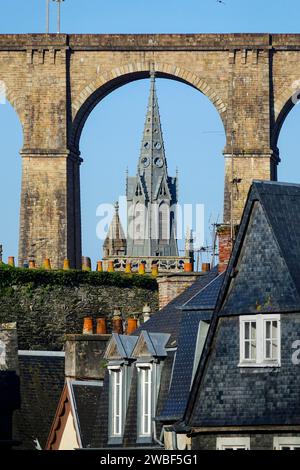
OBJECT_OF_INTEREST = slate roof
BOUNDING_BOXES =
[252,181,300,293]
[105,334,138,360]
[182,272,225,311]
[134,268,220,346]
[71,382,103,448]
[132,332,170,359]
[218,181,300,316]
[90,269,220,448]
[13,352,65,450]
[181,181,300,431]
[158,273,224,422]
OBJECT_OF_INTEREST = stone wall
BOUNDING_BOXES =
[0,283,158,351]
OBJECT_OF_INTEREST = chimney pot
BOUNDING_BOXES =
[107,261,115,273]
[63,259,70,270]
[125,262,132,273]
[97,261,103,272]
[151,263,158,277]
[82,257,92,272]
[83,317,93,335]
[96,318,107,335]
[143,303,152,322]
[138,262,146,275]
[202,262,211,272]
[43,258,51,270]
[112,310,123,334]
[8,256,15,267]
[126,317,138,334]
[184,262,193,272]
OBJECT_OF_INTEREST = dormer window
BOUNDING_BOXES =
[108,366,123,437]
[132,332,170,443]
[239,314,281,367]
[108,362,133,444]
[105,334,137,445]
[137,364,153,437]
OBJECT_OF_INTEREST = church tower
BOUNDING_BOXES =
[103,202,127,258]
[126,73,179,257]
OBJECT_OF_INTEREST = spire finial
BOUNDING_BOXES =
[150,69,156,82]
[114,201,119,214]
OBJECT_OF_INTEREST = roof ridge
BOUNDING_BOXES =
[181,272,222,309]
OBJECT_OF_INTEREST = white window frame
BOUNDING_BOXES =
[137,363,153,437]
[108,365,124,437]
[239,314,281,367]
[217,437,250,450]
[273,436,300,450]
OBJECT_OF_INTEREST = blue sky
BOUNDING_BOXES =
[0,1,300,266]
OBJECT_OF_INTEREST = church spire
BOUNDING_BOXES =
[103,202,127,258]
[126,74,179,258]
[138,73,167,183]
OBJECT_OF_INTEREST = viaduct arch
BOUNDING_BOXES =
[0,33,299,268]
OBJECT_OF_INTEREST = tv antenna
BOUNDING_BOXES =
[46,0,65,34]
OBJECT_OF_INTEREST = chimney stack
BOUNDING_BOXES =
[217,224,233,273]
[112,310,123,334]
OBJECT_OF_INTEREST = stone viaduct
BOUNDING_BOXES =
[0,33,299,268]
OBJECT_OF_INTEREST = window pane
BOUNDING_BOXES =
[266,321,271,339]
[251,341,256,360]
[251,323,256,340]
[266,340,271,359]
[272,321,278,338]
[264,320,279,361]
[140,367,152,436]
[241,320,257,362]
[111,369,122,436]
[245,342,250,359]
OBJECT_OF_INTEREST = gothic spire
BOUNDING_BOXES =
[103,202,127,257]
[138,73,168,181]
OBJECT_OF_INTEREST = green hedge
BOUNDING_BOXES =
[0,264,157,291]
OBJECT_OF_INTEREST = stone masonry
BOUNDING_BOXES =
[1,34,300,267]
[0,283,158,350]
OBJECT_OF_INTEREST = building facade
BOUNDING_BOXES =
[175,181,300,450]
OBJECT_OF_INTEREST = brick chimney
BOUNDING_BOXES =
[156,272,203,310]
[217,224,233,273]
